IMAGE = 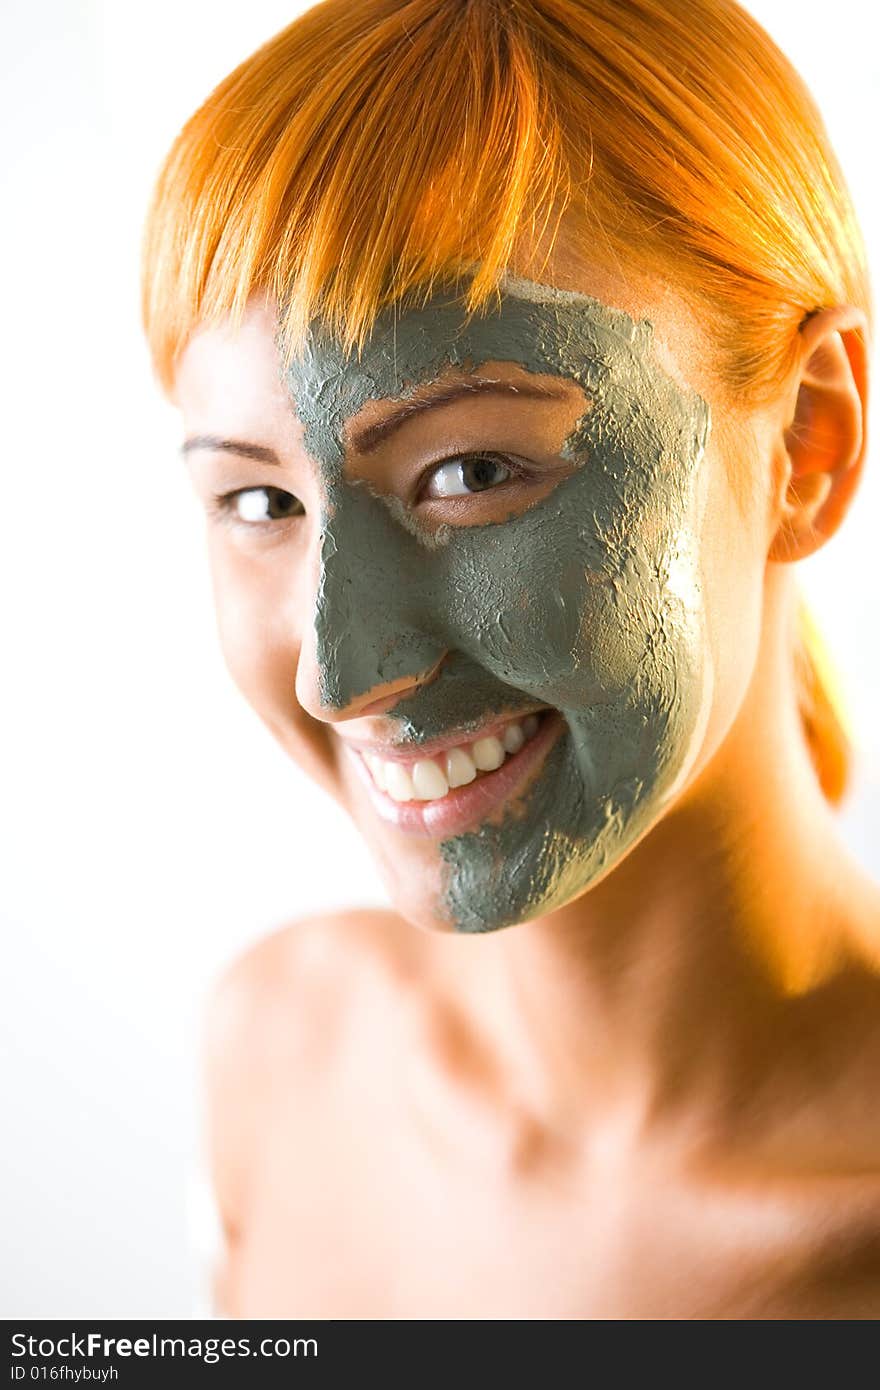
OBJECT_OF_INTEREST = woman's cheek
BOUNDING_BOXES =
[680,437,769,770]
[205,541,325,766]
[208,545,267,697]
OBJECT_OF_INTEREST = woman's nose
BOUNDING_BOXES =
[293,487,448,722]
[295,630,446,721]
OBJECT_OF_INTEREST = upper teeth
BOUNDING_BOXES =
[361,715,540,803]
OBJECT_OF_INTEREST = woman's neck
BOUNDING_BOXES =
[438,577,879,1143]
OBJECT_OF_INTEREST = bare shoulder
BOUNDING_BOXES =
[203,905,425,1090]
[741,889,880,1179]
[201,907,427,1264]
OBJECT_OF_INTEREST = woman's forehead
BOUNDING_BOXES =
[175,267,720,461]
[279,274,697,475]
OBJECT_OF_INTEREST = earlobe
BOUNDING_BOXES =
[768,307,868,563]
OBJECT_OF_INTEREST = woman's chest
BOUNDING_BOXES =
[225,1091,880,1318]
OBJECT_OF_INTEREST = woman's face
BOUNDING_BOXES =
[175,263,771,932]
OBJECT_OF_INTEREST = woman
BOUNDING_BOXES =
[143,0,879,1317]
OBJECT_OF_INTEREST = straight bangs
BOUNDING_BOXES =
[142,0,870,401]
[142,0,574,392]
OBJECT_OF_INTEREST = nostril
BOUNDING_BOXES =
[343,654,448,719]
[353,688,417,718]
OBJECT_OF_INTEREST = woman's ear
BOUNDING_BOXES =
[768,306,868,563]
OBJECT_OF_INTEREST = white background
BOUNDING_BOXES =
[1,0,877,1317]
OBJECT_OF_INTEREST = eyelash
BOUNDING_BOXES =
[415,450,532,501]
[207,486,305,531]
[209,451,532,530]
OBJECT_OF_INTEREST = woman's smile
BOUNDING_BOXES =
[341,708,564,837]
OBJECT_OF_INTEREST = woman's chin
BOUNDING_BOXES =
[366,839,455,934]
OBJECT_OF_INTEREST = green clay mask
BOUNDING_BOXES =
[282,275,713,932]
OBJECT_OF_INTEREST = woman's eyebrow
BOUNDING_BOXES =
[180,378,569,465]
[181,436,282,464]
[348,377,569,455]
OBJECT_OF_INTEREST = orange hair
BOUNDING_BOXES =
[142,0,871,803]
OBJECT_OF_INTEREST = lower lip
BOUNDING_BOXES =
[346,712,565,838]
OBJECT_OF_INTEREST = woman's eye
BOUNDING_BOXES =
[221,486,305,524]
[422,454,516,499]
